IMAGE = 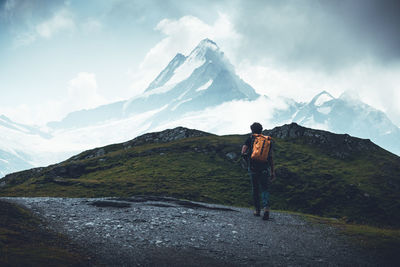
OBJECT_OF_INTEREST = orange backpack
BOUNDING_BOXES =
[251,134,272,162]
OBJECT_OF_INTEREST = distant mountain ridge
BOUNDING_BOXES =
[0,115,48,177]
[287,90,400,155]
[1,38,400,177]
[46,39,400,156]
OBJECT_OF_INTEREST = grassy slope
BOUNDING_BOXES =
[1,133,399,228]
[299,212,400,266]
[0,200,95,266]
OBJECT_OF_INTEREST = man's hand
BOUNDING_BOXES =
[270,172,276,182]
[241,145,248,155]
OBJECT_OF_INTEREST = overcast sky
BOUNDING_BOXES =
[1,0,400,126]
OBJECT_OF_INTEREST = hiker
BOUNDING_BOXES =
[241,122,275,220]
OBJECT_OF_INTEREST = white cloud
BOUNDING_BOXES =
[82,18,102,33]
[237,60,400,127]
[154,96,288,135]
[35,9,75,38]
[129,13,241,95]
[128,13,400,129]
[12,32,37,48]
[0,72,107,126]
[67,72,107,111]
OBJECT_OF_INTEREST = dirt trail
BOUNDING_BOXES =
[2,196,382,266]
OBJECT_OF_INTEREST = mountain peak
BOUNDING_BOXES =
[197,38,218,49]
[187,38,221,61]
[310,90,335,106]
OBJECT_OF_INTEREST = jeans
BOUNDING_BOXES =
[249,167,271,211]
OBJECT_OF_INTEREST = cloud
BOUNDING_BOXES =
[154,96,288,135]
[7,4,102,48]
[67,72,107,111]
[35,8,75,38]
[237,59,400,126]
[12,31,36,47]
[224,0,400,71]
[129,13,241,94]
[129,11,400,127]
[82,18,102,33]
[0,72,107,125]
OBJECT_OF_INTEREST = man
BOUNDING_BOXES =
[241,122,275,220]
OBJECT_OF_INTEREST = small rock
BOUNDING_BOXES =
[95,148,106,157]
[225,152,237,160]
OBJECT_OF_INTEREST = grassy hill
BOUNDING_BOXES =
[0,200,95,266]
[1,123,399,228]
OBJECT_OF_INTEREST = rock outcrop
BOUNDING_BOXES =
[264,123,379,159]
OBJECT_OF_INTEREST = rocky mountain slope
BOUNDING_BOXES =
[1,123,399,228]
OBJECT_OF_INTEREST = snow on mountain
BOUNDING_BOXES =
[0,115,47,177]
[48,38,259,131]
[2,38,261,176]
[2,38,400,177]
[196,79,213,92]
[0,115,51,139]
[291,90,400,155]
[0,115,93,177]
[311,90,335,106]
[123,38,259,118]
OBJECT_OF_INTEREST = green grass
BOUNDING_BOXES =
[297,211,400,266]
[0,200,96,266]
[1,133,399,228]
[1,129,399,264]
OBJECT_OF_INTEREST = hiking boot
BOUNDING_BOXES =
[262,209,270,220]
[254,210,260,217]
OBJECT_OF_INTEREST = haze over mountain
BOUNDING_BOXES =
[277,91,400,154]
[1,39,399,177]
[48,39,259,130]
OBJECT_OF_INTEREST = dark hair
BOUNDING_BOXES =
[250,122,263,134]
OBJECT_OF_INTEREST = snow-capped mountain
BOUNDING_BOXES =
[290,91,400,155]
[0,115,85,178]
[2,39,400,177]
[49,39,259,130]
[123,39,259,127]
[1,39,262,177]
[0,115,45,177]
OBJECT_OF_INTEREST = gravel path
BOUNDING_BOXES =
[2,196,381,266]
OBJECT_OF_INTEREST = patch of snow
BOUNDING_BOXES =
[196,79,213,92]
[291,110,300,121]
[153,70,168,86]
[302,115,330,131]
[171,98,192,111]
[0,159,9,164]
[177,89,191,101]
[164,56,205,86]
[315,93,334,106]
[123,84,176,110]
[317,106,332,115]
